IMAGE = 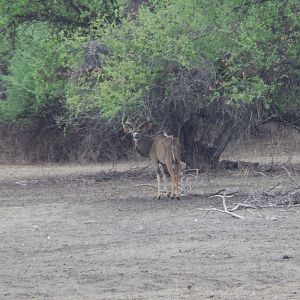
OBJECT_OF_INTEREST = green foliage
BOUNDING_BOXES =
[66,0,300,119]
[0,0,124,28]
[0,0,125,123]
[0,0,299,123]
[66,1,203,117]
[0,24,66,121]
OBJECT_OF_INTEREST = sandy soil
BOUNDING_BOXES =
[0,159,299,300]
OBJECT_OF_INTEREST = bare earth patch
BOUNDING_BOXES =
[0,159,299,299]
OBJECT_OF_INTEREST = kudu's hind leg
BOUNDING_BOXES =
[166,164,175,199]
[170,175,175,199]
[162,170,169,197]
[161,164,170,197]
[175,175,180,199]
[155,164,161,200]
[170,161,180,199]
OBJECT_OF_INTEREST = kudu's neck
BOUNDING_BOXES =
[134,135,154,157]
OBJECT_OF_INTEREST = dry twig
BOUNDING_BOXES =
[198,188,244,219]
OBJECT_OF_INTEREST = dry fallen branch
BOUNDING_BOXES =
[198,179,300,220]
[230,202,257,211]
[266,182,282,193]
[198,207,244,219]
[180,169,199,196]
[135,183,157,189]
[198,188,244,219]
[246,209,264,218]
[281,165,297,185]
[246,177,300,209]
[213,193,244,219]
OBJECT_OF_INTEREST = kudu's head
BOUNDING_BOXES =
[123,121,153,144]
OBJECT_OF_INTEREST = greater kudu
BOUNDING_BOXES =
[123,121,181,199]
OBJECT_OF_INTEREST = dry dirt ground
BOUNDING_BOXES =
[0,157,300,300]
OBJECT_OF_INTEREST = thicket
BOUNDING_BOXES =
[0,0,299,166]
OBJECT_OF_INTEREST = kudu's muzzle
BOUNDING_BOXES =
[133,132,142,143]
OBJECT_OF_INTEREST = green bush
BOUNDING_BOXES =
[0,24,66,122]
[66,0,299,118]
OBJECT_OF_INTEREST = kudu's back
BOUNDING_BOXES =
[150,135,181,176]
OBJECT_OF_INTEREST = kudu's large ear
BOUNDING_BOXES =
[123,121,133,134]
[138,121,153,133]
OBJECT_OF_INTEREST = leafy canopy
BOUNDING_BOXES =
[66,0,300,118]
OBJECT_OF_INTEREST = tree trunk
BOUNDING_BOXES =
[180,116,253,170]
[181,123,218,170]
